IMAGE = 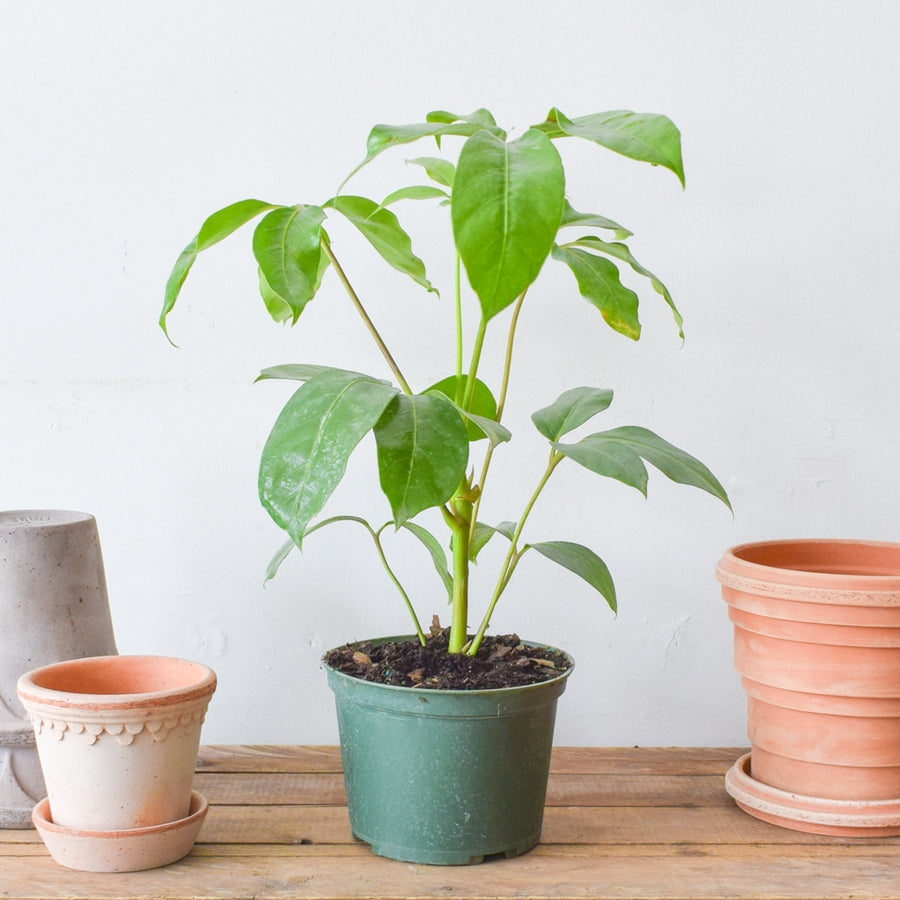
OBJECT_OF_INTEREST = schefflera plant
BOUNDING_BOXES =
[161,107,731,657]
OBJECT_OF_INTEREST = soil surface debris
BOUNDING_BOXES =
[324,630,571,690]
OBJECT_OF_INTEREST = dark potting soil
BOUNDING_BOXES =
[323,627,571,690]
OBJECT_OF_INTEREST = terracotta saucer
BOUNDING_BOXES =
[32,790,208,872]
[725,753,900,836]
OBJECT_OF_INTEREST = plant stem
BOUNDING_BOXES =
[466,450,563,656]
[320,236,413,395]
[461,317,488,413]
[454,253,464,405]
[305,515,426,645]
[442,502,472,653]
[448,519,470,653]
[373,524,427,645]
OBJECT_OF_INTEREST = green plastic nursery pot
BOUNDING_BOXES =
[325,638,573,865]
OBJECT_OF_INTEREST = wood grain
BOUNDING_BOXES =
[2,746,899,900]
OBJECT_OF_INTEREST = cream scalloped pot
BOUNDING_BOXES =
[17,656,216,832]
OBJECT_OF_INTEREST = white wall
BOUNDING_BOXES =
[2,0,898,746]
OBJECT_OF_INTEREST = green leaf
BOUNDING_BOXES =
[567,235,683,339]
[252,205,328,324]
[469,521,514,563]
[425,390,511,447]
[553,433,649,495]
[452,128,565,321]
[359,112,504,169]
[596,426,731,509]
[554,426,731,509]
[401,521,453,600]
[258,368,399,547]
[532,386,614,442]
[374,392,469,526]
[559,200,632,240]
[258,268,292,324]
[551,245,641,340]
[426,108,498,127]
[530,541,617,612]
[264,539,295,583]
[537,108,685,187]
[327,195,435,293]
[161,198,279,338]
[406,156,456,188]
[255,364,333,383]
[378,185,448,209]
[426,375,499,442]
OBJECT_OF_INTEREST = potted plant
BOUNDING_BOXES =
[161,107,731,864]
[718,539,900,836]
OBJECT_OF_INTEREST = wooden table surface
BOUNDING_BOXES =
[2,745,899,899]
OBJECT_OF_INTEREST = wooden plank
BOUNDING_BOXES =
[5,839,900,862]
[192,772,347,805]
[2,852,900,900]
[196,745,343,773]
[547,747,746,776]
[192,803,880,847]
[189,772,733,809]
[194,746,747,776]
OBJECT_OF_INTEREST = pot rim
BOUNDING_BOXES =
[17,655,217,712]
[0,509,95,530]
[718,538,900,595]
[323,635,574,698]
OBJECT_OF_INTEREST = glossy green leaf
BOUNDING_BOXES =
[567,235,683,339]
[379,185,448,209]
[469,521,514,563]
[553,432,649,495]
[255,364,333,383]
[426,108,498,127]
[258,268,292,324]
[253,205,328,324]
[554,425,731,508]
[551,245,641,340]
[374,392,469,526]
[161,198,279,337]
[530,541,617,612]
[452,129,565,321]
[264,539,295,583]
[425,390,511,447]
[559,200,632,240]
[537,108,685,187]
[401,521,453,600]
[598,426,731,509]
[327,195,435,294]
[258,368,399,547]
[426,375,498,441]
[406,156,456,188]
[532,386,614,442]
[360,111,504,169]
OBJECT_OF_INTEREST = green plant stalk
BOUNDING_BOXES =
[320,237,413,395]
[461,317,488,413]
[467,450,563,656]
[372,524,428,646]
[454,253,464,405]
[441,501,472,653]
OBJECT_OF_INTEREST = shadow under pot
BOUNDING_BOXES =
[17,655,216,871]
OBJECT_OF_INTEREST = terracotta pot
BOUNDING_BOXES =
[717,538,900,835]
[17,656,216,837]
[0,510,118,828]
